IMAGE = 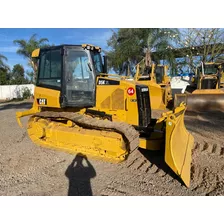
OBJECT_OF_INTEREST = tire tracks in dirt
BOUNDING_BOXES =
[100,138,224,196]
[100,149,182,196]
[190,140,224,195]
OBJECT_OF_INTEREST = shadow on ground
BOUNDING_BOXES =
[138,148,185,186]
[65,154,96,196]
[0,102,32,111]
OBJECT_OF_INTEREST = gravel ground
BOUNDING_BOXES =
[0,100,223,196]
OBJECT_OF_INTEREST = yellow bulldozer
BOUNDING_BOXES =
[16,44,194,187]
[175,62,224,112]
[123,51,173,111]
[133,61,173,110]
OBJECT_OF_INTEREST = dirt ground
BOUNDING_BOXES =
[0,100,223,196]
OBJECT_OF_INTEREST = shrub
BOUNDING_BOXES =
[21,87,32,99]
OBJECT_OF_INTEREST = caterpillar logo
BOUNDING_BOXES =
[37,98,47,105]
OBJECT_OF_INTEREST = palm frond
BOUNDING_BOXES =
[0,54,8,61]
[39,38,49,44]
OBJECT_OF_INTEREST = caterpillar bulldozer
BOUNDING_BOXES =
[123,50,172,111]
[16,44,194,187]
[133,61,173,110]
[175,62,224,112]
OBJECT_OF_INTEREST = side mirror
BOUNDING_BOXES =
[103,55,108,74]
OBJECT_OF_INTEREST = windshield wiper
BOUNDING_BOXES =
[87,62,92,71]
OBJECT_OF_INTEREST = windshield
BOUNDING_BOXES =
[91,51,103,74]
[198,64,218,75]
[65,50,92,80]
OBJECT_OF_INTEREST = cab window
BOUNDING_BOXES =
[37,49,62,88]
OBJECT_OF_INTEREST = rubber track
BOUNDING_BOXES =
[33,111,139,152]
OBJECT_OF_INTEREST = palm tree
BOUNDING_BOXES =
[144,28,180,65]
[0,54,8,69]
[107,28,180,73]
[13,34,49,82]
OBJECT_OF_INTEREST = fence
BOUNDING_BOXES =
[0,84,35,100]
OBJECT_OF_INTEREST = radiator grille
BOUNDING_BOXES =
[201,78,217,89]
[136,85,151,127]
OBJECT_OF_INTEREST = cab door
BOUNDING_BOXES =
[63,47,96,108]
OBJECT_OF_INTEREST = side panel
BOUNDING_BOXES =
[35,86,61,108]
[95,77,140,126]
[125,84,140,126]
[16,86,61,127]
[95,77,127,122]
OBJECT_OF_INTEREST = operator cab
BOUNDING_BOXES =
[34,44,107,108]
[196,63,220,89]
[197,63,218,75]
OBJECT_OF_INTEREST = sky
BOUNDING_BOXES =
[0,28,117,72]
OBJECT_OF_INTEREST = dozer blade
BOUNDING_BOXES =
[174,92,224,112]
[164,105,194,187]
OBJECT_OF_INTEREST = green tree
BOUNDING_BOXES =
[0,68,8,85]
[0,54,10,85]
[10,64,29,84]
[13,34,49,82]
[176,28,224,72]
[107,28,180,73]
